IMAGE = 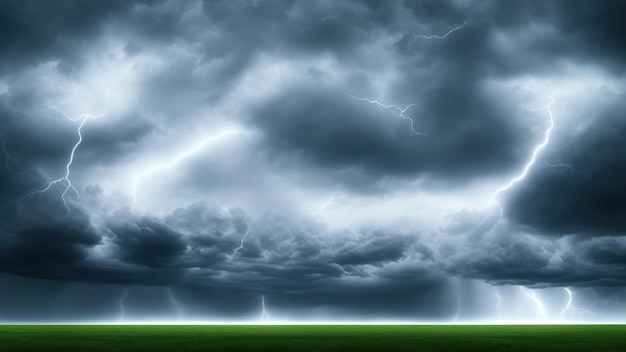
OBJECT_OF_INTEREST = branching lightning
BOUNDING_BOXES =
[490,92,558,214]
[260,295,271,322]
[167,286,184,320]
[25,95,108,212]
[350,96,425,136]
[560,287,594,321]
[131,128,244,205]
[349,22,468,138]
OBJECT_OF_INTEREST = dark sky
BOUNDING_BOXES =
[1,0,626,322]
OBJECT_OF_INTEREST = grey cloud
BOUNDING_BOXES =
[333,232,410,265]
[581,237,626,267]
[506,93,626,236]
[251,81,530,193]
[0,199,434,293]
[1,0,626,321]
[109,213,187,268]
[438,212,626,287]
[0,0,132,74]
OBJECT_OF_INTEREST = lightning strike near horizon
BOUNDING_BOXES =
[453,278,462,321]
[260,295,271,322]
[490,92,558,215]
[167,286,184,319]
[520,287,547,318]
[25,96,108,212]
[350,96,425,136]
[560,288,594,321]
[130,128,244,206]
[494,288,503,318]
[119,288,128,322]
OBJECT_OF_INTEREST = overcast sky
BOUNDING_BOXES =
[1,0,626,322]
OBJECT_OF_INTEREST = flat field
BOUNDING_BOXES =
[0,325,624,352]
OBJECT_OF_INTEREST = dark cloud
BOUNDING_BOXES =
[0,222,99,274]
[436,212,626,288]
[506,93,626,236]
[333,231,410,265]
[1,0,626,321]
[109,213,187,268]
[252,82,530,193]
[580,237,626,267]
[0,0,131,73]
[0,192,101,281]
[482,0,626,72]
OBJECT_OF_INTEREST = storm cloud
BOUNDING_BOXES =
[1,0,626,322]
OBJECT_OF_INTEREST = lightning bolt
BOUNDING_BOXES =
[349,22,468,137]
[490,91,558,214]
[543,161,588,174]
[452,277,462,321]
[1,132,13,171]
[167,286,184,320]
[131,128,244,206]
[411,21,468,40]
[350,96,425,136]
[520,287,547,318]
[25,95,108,212]
[494,288,503,318]
[560,287,594,321]
[231,230,249,256]
[260,295,270,322]
[119,288,128,322]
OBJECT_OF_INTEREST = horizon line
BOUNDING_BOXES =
[2,320,626,326]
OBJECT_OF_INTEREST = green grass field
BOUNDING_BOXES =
[0,325,624,351]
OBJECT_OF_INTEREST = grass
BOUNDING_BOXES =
[0,325,625,351]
